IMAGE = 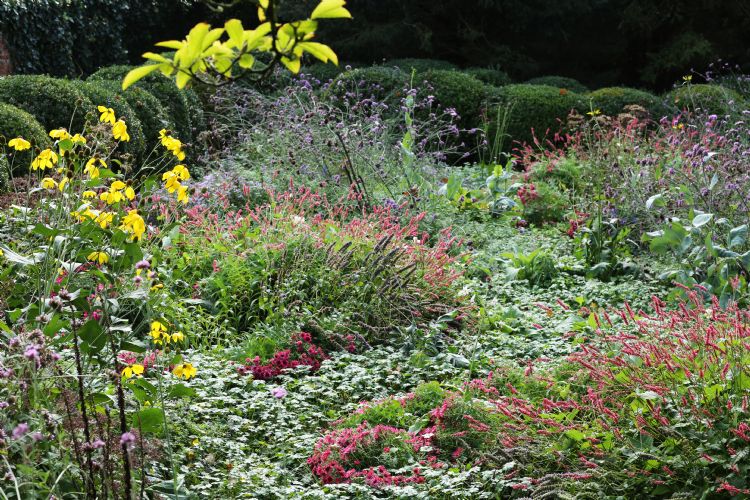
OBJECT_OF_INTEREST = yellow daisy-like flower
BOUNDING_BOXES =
[31,149,59,171]
[124,186,136,201]
[172,164,190,181]
[122,364,144,379]
[93,211,114,229]
[8,137,30,151]
[100,190,124,205]
[87,251,109,265]
[586,109,601,117]
[112,119,130,142]
[84,157,106,179]
[98,105,116,125]
[162,171,182,193]
[82,190,97,199]
[177,185,189,204]
[159,130,185,160]
[150,320,167,340]
[173,363,196,380]
[120,209,146,241]
[41,177,57,190]
[171,331,185,343]
[58,176,69,192]
[111,180,126,191]
[49,128,71,141]
[71,134,87,145]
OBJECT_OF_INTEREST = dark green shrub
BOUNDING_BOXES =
[88,65,195,142]
[328,66,408,109]
[0,75,93,134]
[301,63,346,83]
[71,80,146,161]
[385,58,458,74]
[587,86,670,118]
[0,102,50,173]
[668,84,746,116]
[420,70,489,129]
[485,84,584,149]
[525,75,588,94]
[92,80,175,149]
[465,67,511,87]
[520,181,568,226]
[529,157,582,190]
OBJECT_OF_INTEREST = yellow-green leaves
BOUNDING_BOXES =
[122,0,350,90]
[122,64,162,90]
[311,0,352,19]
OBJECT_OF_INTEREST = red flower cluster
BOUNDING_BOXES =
[517,183,538,205]
[237,332,328,379]
[307,423,425,487]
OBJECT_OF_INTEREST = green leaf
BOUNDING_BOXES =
[311,0,352,19]
[729,225,748,249]
[168,383,197,399]
[646,193,665,210]
[564,429,585,441]
[122,64,162,90]
[78,320,106,351]
[692,213,713,228]
[132,407,165,434]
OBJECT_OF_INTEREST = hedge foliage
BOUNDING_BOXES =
[0,102,50,172]
[329,66,408,109]
[587,87,670,119]
[384,58,458,74]
[0,75,93,135]
[420,70,489,129]
[465,68,512,87]
[0,0,197,77]
[525,75,588,94]
[485,84,584,150]
[668,84,747,116]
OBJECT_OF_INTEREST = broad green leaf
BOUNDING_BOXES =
[133,407,165,434]
[224,19,244,48]
[123,64,161,90]
[691,213,713,228]
[298,41,338,65]
[645,193,665,210]
[311,0,352,19]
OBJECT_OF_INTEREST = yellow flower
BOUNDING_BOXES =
[87,251,109,265]
[173,363,196,380]
[71,134,87,145]
[31,149,59,171]
[586,109,601,117]
[98,106,116,125]
[150,320,167,338]
[112,120,130,142]
[150,282,164,292]
[8,137,30,151]
[84,157,105,179]
[100,190,124,205]
[122,364,144,379]
[58,177,69,191]
[124,186,136,201]
[120,209,146,240]
[682,74,693,82]
[93,211,114,229]
[41,177,57,190]
[110,180,126,191]
[177,185,189,204]
[171,331,185,343]
[83,190,97,199]
[162,171,181,193]
[159,130,185,160]
[49,128,71,141]
[172,164,190,181]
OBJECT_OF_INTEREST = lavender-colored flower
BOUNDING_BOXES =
[120,431,136,448]
[270,386,287,399]
[12,423,29,440]
[135,259,151,270]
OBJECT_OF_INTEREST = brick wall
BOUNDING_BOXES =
[0,33,12,75]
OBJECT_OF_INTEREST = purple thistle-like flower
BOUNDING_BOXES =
[12,423,29,440]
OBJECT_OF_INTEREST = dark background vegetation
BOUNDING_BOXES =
[1,0,748,90]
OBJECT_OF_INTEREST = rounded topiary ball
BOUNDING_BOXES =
[587,87,670,119]
[525,75,588,94]
[328,66,409,111]
[0,102,52,175]
[0,75,94,134]
[668,84,747,116]
[465,68,512,87]
[385,58,458,74]
[419,69,489,129]
[485,84,584,150]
